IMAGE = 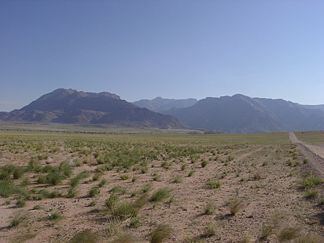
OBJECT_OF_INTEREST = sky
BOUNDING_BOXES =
[1,0,324,111]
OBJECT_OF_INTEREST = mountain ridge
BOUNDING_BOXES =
[134,97,197,113]
[162,94,324,133]
[0,89,182,129]
[2,90,324,133]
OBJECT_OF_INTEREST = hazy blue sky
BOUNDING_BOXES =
[1,0,324,111]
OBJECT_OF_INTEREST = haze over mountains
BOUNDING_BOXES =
[1,88,324,133]
[134,97,197,113]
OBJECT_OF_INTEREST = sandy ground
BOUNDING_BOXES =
[0,135,323,242]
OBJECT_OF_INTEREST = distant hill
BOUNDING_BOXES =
[134,97,197,113]
[0,89,182,129]
[164,94,324,133]
[0,112,8,120]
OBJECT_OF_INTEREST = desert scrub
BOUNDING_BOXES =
[9,211,27,228]
[141,183,152,193]
[98,179,107,187]
[112,233,136,243]
[201,161,208,168]
[88,186,100,197]
[37,162,72,185]
[295,233,324,243]
[0,164,25,180]
[181,164,186,171]
[318,195,324,206]
[277,227,299,241]
[150,188,171,202]
[172,175,182,184]
[304,189,318,200]
[0,180,29,198]
[152,173,161,182]
[105,194,119,210]
[187,170,195,177]
[129,216,141,228]
[110,186,127,195]
[150,224,172,243]
[111,201,138,219]
[69,229,98,243]
[201,223,217,238]
[67,187,77,198]
[227,197,243,216]
[36,189,61,199]
[206,179,220,189]
[302,175,323,189]
[70,171,89,188]
[48,211,63,221]
[15,197,26,208]
[107,193,147,219]
[204,201,215,215]
[258,223,273,241]
[120,175,129,180]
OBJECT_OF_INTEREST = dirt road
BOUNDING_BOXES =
[289,132,324,177]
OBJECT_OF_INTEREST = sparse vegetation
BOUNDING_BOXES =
[150,224,172,243]
[201,223,217,238]
[227,197,243,216]
[48,212,63,221]
[0,130,322,242]
[301,175,323,189]
[206,179,220,189]
[150,188,171,202]
[69,229,98,243]
[277,227,299,242]
[203,201,215,215]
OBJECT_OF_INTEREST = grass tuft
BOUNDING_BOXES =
[150,224,172,243]
[150,188,171,202]
[69,229,98,243]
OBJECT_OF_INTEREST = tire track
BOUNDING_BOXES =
[289,132,324,177]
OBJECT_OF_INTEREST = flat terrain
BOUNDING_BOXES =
[0,131,323,242]
[295,132,324,145]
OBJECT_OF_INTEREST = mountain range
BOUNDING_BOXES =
[1,88,324,133]
[0,89,181,129]
[135,94,324,133]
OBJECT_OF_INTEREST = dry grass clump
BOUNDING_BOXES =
[150,224,173,243]
[201,161,208,168]
[301,175,323,189]
[277,226,299,242]
[9,211,27,228]
[304,189,318,200]
[258,223,273,241]
[70,171,89,188]
[88,186,100,198]
[203,201,215,215]
[201,223,217,238]
[172,175,182,184]
[227,197,243,216]
[105,193,147,220]
[68,229,98,243]
[105,194,119,210]
[112,233,137,243]
[150,188,171,202]
[295,233,324,243]
[206,179,220,189]
[48,211,63,221]
[187,170,195,177]
[111,202,138,219]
